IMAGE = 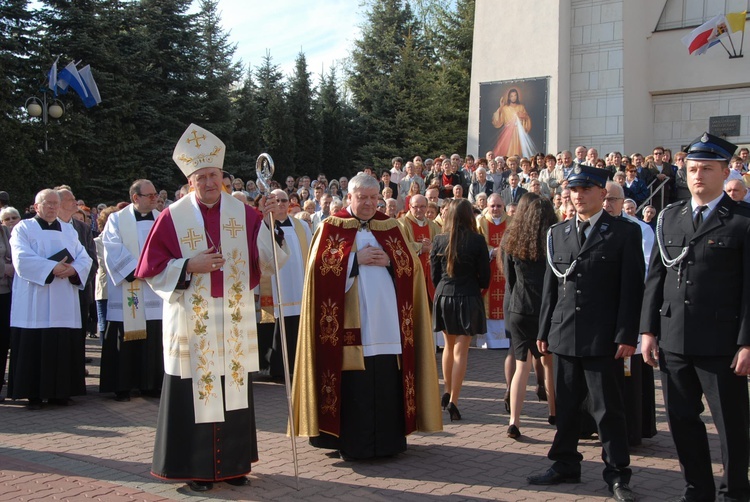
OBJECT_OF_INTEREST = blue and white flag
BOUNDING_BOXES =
[57,61,89,99]
[78,65,101,108]
[48,57,59,95]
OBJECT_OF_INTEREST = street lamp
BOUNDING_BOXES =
[25,91,65,151]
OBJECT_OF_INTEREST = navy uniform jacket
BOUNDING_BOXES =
[640,194,750,356]
[538,211,645,357]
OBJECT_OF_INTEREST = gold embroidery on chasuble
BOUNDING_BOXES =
[385,236,412,278]
[320,370,338,416]
[319,299,340,346]
[401,303,415,347]
[320,234,347,276]
[404,372,416,418]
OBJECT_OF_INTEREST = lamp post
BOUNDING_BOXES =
[25,90,64,151]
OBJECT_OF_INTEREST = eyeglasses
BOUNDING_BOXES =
[138,192,159,199]
[1,216,19,222]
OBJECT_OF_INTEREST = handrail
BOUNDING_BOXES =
[637,178,670,213]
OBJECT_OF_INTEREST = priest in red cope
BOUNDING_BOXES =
[135,124,287,492]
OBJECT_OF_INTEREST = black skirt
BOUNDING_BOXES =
[432,295,487,336]
[507,312,542,361]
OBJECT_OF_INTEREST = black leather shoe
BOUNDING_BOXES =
[225,476,251,486]
[186,480,213,492]
[27,399,43,411]
[440,392,450,410]
[611,482,635,502]
[114,392,131,402]
[507,424,521,439]
[527,468,581,485]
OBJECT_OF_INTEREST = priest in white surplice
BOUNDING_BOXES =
[135,124,287,493]
[9,189,92,410]
[267,189,311,379]
[99,179,164,402]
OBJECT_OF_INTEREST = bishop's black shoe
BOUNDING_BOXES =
[186,480,213,492]
[225,476,251,487]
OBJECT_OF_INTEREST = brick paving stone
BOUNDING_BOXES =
[0,342,747,501]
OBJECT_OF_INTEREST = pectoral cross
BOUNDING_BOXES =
[181,228,203,251]
[127,282,140,318]
[223,218,243,238]
[187,129,206,148]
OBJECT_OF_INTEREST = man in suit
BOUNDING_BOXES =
[468,167,494,204]
[641,133,750,502]
[500,173,527,204]
[528,165,644,502]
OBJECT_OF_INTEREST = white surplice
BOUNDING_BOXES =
[10,218,93,329]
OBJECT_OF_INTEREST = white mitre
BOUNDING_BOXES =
[172,123,226,177]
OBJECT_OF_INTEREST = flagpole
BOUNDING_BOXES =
[726,31,739,55]
[718,38,734,56]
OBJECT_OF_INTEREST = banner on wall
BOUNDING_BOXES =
[479,77,549,159]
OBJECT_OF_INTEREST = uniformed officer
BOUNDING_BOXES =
[528,164,644,502]
[641,132,750,502]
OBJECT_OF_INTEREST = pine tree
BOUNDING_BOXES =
[231,66,262,180]
[349,0,432,169]
[316,67,351,179]
[254,52,294,179]
[287,52,321,176]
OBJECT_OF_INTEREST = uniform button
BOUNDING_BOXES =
[686,280,693,285]
[575,307,581,311]
[684,300,691,305]
[577,273,582,278]
[667,239,673,244]
[689,241,695,245]
[601,256,606,260]
[719,242,724,246]
[576,290,581,294]
[687,261,694,265]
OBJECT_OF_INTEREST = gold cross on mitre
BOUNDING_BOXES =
[181,228,203,251]
[187,129,206,148]
[223,218,243,238]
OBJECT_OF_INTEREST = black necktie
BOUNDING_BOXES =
[578,220,590,248]
[512,188,516,200]
[693,205,707,230]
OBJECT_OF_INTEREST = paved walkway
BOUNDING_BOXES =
[0,340,734,501]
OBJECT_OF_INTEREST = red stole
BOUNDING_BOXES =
[313,210,418,436]
[409,220,435,302]
[482,219,507,320]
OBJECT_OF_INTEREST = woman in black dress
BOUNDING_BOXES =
[431,199,491,421]
[501,193,558,439]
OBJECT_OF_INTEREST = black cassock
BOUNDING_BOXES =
[151,374,258,482]
[99,320,164,394]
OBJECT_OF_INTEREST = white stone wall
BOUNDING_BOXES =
[569,0,625,154]
[653,88,750,151]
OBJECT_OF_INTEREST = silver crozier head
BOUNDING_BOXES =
[256,153,275,193]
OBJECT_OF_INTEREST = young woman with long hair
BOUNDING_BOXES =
[430,199,491,421]
[501,193,558,438]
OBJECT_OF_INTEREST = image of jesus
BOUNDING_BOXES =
[491,88,537,159]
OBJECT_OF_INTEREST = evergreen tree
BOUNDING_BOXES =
[287,52,321,176]
[0,0,39,207]
[231,66,262,180]
[349,0,432,169]
[254,52,294,179]
[316,66,351,179]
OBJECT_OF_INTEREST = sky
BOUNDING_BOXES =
[207,0,365,80]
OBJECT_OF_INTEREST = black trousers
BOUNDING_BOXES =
[660,350,750,502]
[550,353,631,487]
[0,293,10,396]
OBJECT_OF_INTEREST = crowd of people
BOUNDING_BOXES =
[0,128,749,502]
